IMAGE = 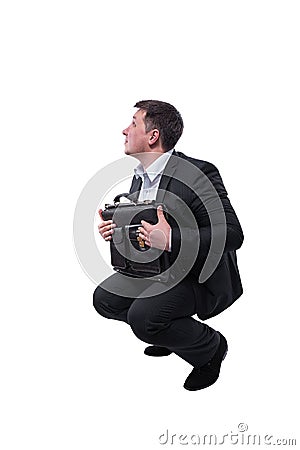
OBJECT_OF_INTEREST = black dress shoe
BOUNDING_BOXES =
[183,332,228,391]
[144,346,173,357]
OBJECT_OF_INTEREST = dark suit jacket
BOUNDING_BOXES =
[128,150,244,320]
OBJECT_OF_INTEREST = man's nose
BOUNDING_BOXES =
[122,127,128,136]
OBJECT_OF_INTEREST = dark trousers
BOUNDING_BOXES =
[93,273,220,368]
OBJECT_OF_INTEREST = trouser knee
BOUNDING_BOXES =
[127,306,168,345]
[93,285,110,318]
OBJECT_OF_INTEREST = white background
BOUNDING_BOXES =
[1,1,299,449]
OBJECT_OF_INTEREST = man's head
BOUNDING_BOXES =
[123,100,184,156]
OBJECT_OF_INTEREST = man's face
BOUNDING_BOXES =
[123,109,149,156]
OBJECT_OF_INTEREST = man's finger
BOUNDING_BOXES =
[98,208,104,220]
[156,205,165,221]
[140,220,151,230]
[138,227,148,239]
[138,232,147,240]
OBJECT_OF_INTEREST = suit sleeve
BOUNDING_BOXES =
[169,162,244,273]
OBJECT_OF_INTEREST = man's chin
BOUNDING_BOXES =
[124,148,137,157]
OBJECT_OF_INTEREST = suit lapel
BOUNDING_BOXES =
[129,176,141,194]
[127,175,142,202]
[156,151,180,203]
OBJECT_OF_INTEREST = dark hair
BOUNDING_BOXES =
[134,100,184,152]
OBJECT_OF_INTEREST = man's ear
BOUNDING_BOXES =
[148,129,160,146]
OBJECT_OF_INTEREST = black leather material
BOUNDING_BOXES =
[102,200,170,280]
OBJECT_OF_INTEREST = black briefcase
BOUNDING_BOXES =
[102,193,170,281]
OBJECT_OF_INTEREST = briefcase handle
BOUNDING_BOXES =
[113,193,131,204]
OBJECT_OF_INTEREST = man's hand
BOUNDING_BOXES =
[138,205,171,251]
[98,209,116,241]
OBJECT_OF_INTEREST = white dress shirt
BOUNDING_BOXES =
[134,149,174,250]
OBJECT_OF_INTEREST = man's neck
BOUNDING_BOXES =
[134,150,166,170]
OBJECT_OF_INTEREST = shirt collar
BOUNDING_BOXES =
[134,149,174,182]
